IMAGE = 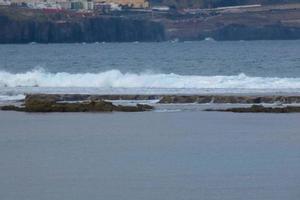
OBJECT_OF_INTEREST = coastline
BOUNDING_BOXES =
[1,4,300,43]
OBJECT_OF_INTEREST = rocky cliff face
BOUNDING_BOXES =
[199,24,300,40]
[164,6,300,41]
[1,5,300,43]
[0,15,165,43]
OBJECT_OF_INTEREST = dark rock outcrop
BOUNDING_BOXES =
[0,105,25,112]
[22,94,300,104]
[158,95,300,104]
[205,105,300,113]
[1,94,153,112]
[24,94,159,102]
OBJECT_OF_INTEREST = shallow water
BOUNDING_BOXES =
[0,111,299,200]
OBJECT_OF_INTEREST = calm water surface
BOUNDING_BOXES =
[0,111,299,200]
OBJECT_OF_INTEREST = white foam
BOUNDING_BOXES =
[204,37,215,41]
[1,69,300,90]
[0,94,25,101]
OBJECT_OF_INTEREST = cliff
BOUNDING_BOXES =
[163,4,300,40]
[0,8,165,43]
[204,24,300,40]
[1,4,300,43]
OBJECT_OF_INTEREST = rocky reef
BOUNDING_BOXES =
[2,94,300,113]
[0,94,153,112]
[205,105,300,113]
[16,94,300,104]
[158,95,300,104]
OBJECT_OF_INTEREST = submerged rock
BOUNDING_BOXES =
[205,105,300,113]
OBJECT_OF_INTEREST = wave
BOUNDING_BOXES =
[0,94,25,101]
[1,69,300,90]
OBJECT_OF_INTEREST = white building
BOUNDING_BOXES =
[152,6,169,11]
[81,0,93,10]
[26,1,62,9]
[0,0,11,5]
[58,0,72,9]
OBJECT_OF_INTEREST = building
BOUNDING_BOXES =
[94,2,121,12]
[82,0,93,10]
[26,1,62,9]
[152,6,169,11]
[69,0,94,10]
[10,0,38,6]
[8,0,148,10]
[58,0,72,9]
[0,0,11,6]
[94,0,148,9]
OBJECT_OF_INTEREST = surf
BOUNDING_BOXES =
[1,68,300,90]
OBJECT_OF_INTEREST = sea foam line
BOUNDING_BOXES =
[0,69,300,89]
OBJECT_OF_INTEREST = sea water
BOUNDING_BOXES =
[0,40,300,101]
[1,41,300,200]
[0,111,300,200]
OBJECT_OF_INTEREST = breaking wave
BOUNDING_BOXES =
[1,69,300,90]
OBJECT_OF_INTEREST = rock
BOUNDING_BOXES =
[159,95,300,104]
[39,101,116,112]
[0,105,25,111]
[1,101,153,112]
[206,105,300,113]
[25,94,58,103]
[116,104,153,112]
[158,96,174,104]
[21,94,300,104]
[25,95,57,112]
[196,96,212,103]
[24,94,161,102]
[1,94,154,112]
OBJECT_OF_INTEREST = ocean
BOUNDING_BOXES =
[0,40,300,102]
[1,111,300,200]
[1,41,300,200]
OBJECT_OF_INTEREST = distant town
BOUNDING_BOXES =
[0,0,170,13]
[1,0,300,16]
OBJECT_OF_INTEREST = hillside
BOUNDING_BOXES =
[150,0,300,9]
[161,3,300,40]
